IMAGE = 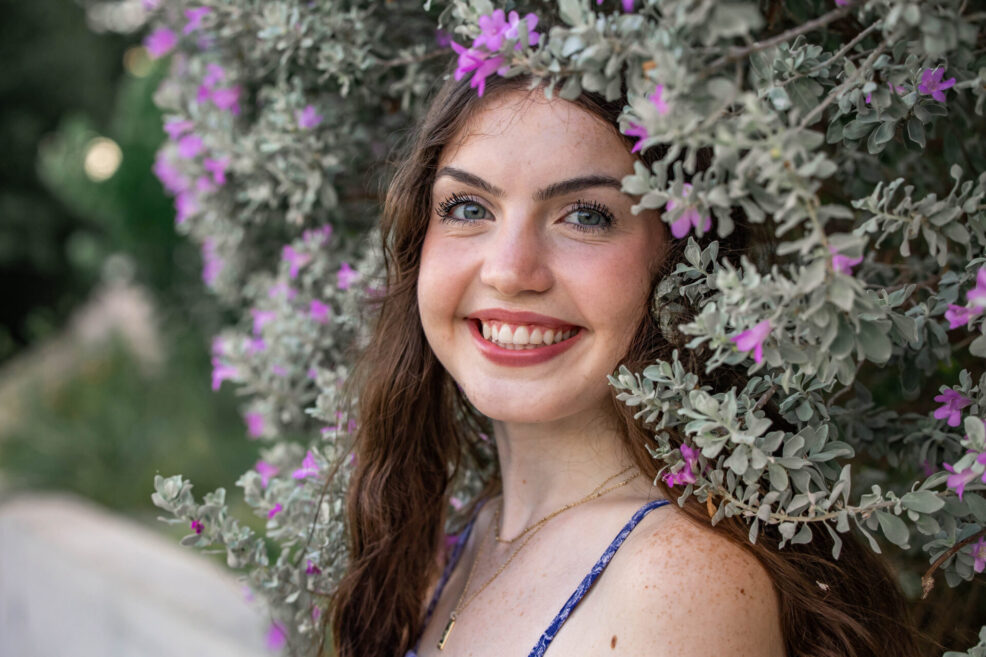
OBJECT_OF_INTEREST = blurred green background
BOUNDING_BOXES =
[0,0,259,541]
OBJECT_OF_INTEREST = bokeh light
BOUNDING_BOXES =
[83,137,123,182]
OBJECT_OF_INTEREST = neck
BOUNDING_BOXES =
[491,406,639,539]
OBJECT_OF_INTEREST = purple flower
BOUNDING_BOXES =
[972,537,986,573]
[266,622,287,650]
[622,0,635,11]
[267,503,283,519]
[920,459,937,476]
[625,122,649,153]
[174,191,198,225]
[648,84,669,115]
[731,319,772,364]
[450,10,539,98]
[945,304,982,329]
[211,357,238,390]
[183,7,212,34]
[663,443,700,487]
[292,450,320,479]
[176,134,204,159]
[306,367,318,380]
[828,245,864,275]
[933,389,972,427]
[248,338,266,354]
[251,308,277,335]
[944,462,978,501]
[503,11,540,47]
[145,27,177,59]
[152,152,189,195]
[190,519,204,534]
[245,411,265,438]
[666,183,712,239]
[305,560,322,575]
[918,66,956,103]
[451,43,506,98]
[211,86,241,115]
[202,239,222,285]
[296,104,323,129]
[195,175,216,194]
[967,267,986,309]
[435,29,452,48]
[271,364,288,377]
[282,246,311,279]
[164,119,195,140]
[309,299,331,324]
[204,156,229,185]
[196,84,212,104]
[256,460,278,488]
[680,443,700,472]
[337,262,360,290]
[142,0,161,9]
[474,10,510,51]
[835,0,849,5]
[203,63,225,87]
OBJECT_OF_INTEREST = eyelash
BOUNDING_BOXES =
[435,194,616,233]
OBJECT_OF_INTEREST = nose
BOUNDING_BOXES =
[479,214,554,297]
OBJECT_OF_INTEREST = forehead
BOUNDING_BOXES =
[436,90,635,184]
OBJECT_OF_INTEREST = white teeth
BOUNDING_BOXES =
[497,324,513,344]
[477,320,578,349]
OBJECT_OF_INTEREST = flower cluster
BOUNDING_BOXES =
[663,443,700,487]
[451,10,540,96]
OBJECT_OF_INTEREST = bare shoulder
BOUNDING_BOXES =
[602,502,786,657]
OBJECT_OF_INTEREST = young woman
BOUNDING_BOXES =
[326,71,923,657]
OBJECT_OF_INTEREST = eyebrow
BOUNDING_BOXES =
[434,166,623,201]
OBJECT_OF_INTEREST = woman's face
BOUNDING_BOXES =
[417,90,669,424]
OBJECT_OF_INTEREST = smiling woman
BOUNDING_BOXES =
[326,71,922,657]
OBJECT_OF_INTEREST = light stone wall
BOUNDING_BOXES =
[0,492,271,657]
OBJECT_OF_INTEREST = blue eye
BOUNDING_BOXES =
[563,201,614,232]
[437,194,491,223]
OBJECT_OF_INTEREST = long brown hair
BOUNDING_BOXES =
[327,71,926,657]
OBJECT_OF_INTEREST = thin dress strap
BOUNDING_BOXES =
[527,498,670,657]
[406,498,487,657]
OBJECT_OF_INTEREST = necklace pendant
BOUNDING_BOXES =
[437,613,456,651]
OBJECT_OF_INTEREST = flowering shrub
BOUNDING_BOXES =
[144,0,986,654]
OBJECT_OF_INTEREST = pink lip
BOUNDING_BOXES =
[467,308,579,330]
[466,318,582,367]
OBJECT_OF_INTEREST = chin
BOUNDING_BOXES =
[459,379,607,426]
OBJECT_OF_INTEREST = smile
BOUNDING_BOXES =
[479,320,579,350]
[465,317,583,367]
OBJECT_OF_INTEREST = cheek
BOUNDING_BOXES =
[417,229,464,335]
[576,245,654,340]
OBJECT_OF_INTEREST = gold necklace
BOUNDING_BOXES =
[494,465,636,544]
[436,469,640,651]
